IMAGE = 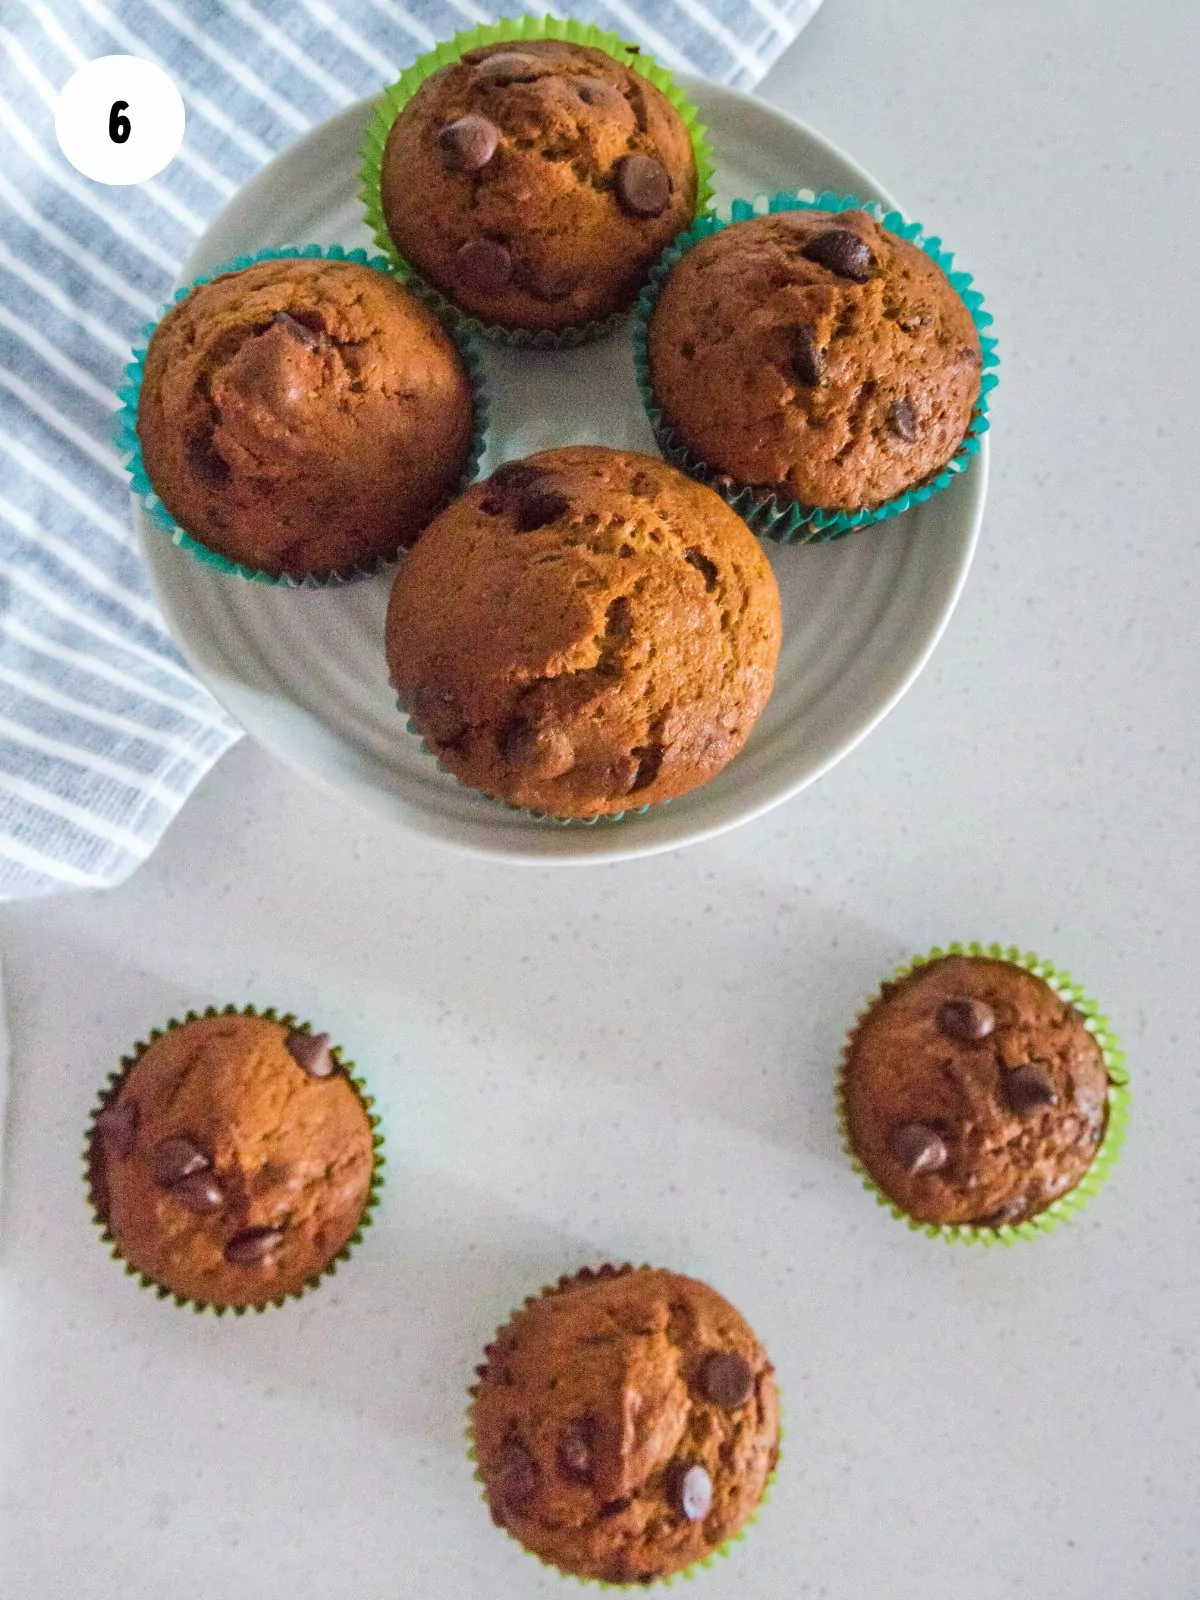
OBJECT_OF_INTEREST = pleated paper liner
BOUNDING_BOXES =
[84,1003,386,1315]
[359,15,715,349]
[836,943,1130,1245]
[114,244,490,587]
[632,190,1000,544]
[395,694,661,828]
[465,1265,780,1587]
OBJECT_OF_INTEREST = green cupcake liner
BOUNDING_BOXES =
[395,693,658,827]
[359,16,715,349]
[465,1265,779,1587]
[836,942,1130,1245]
[114,244,490,587]
[631,190,1000,544]
[84,1003,386,1315]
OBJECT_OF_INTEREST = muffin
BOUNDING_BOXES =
[471,1265,780,1584]
[385,446,782,818]
[378,39,699,332]
[88,1010,379,1309]
[647,207,983,514]
[843,954,1117,1229]
[136,255,476,580]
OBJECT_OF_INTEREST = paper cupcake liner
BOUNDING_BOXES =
[396,695,660,827]
[114,244,490,587]
[632,191,1000,544]
[835,942,1130,1245]
[359,16,715,349]
[466,1264,779,1587]
[84,1003,386,1315]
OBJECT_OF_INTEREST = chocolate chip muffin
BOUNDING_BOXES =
[88,1011,378,1309]
[843,955,1115,1228]
[136,256,475,579]
[648,208,982,512]
[471,1265,779,1584]
[379,39,698,332]
[385,446,782,818]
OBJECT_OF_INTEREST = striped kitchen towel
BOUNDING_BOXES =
[0,0,823,899]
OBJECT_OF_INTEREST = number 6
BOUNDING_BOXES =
[109,100,131,144]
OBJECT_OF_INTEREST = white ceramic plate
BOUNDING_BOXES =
[140,80,986,864]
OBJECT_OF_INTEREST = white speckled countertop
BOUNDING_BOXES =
[2,1,1198,1594]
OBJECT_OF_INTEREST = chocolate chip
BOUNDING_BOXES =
[790,324,824,386]
[481,461,539,514]
[224,1226,285,1265]
[887,397,918,442]
[890,1123,949,1176]
[456,238,514,294]
[438,114,500,172]
[273,310,323,349]
[702,1351,754,1409]
[514,488,569,532]
[285,1028,335,1079]
[675,1464,713,1522]
[498,1438,538,1508]
[937,996,996,1042]
[96,1098,138,1161]
[473,50,544,84]
[186,431,230,487]
[556,1418,595,1484]
[684,548,719,592]
[169,1171,225,1213]
[614,153,670,218]
[801,227,873,282]
[1004,1063,1059,1114]
[978,1195,1029,1226]
[151,1135,210,1189]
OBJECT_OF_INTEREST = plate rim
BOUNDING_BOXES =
[139,80,987,867]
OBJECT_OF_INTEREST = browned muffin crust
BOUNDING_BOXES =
[472,1265,779,1584]
[845,956,1112,1227]
[381,40,698,331]
[89,1013,375,1307]
[385,446,782,817]
[137,257,474,578]
[648,208,982,511]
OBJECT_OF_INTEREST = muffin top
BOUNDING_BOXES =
[89,1012,376,1308]
[472,1265,780,1584]
[136,257,474,579]
[844,956,1112,1227]
[648,208,982,511]
[385,446,782,818]
[380,40,698,331]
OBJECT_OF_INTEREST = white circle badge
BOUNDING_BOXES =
[55,55,185,185]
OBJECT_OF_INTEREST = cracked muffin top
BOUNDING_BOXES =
[384,446,782,818]
[471,1265,780,1584]
[379,40,698,332]
[844,956,1113,1228]
[88,1013,376,1308]
[136,257,475,579]
[648,208,982,511]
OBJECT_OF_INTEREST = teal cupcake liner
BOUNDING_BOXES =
[395,693,657,827]
[85,1003,386,1314]
[631,190,1000,544]
[466,1264,779,1586]
[359,15,715,350]
[836,942,1130,1245]
[114,244,490,586]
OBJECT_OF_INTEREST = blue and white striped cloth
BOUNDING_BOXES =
[0,0,821,899]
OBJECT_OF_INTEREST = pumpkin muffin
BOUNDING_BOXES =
[88,1011,377,1309]
[379,39,698,332]
[385,446,782,818]
[136,256,475,579]
[471,1265,779,1584]
[647,208,982,513]
[843,955,1114,1228]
